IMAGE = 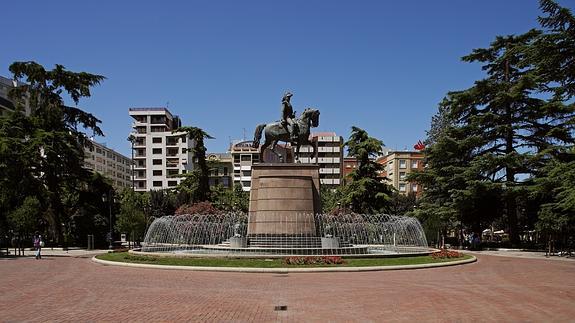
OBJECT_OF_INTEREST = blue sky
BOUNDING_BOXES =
[0,0,560,156]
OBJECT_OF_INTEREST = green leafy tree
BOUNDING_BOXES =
[7,196,41,237]
[320,186,342,214]
[116,189,150,245]
[339,127,393,213]
[211,183,249,212]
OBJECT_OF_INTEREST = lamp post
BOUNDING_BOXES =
[103,190,113,250]
[127,134,136,191]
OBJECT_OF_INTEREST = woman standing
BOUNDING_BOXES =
[33,232,42,259]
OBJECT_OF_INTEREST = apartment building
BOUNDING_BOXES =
[0,75,30,117]
[297,132,344,188]
[342,157,358,182]
[207,153,233,189]
[230,140,291,191]
[376,151,424,195]
[128,107,193,191]
[84,139,133,189]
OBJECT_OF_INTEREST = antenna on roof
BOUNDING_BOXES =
[243,128,246,141]
[166,101,170,108]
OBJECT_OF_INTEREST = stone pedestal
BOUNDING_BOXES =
[229,237,247,248]
[247,164,320,237]
[321,237,340,249]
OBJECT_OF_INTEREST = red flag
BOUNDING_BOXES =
[414,140,425,150]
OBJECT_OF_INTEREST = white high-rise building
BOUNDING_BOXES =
[298,132,344,188]
[128,107,193,191]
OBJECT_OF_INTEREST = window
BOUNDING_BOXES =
[152,137,162,143]
[241,155,251,162]
[412,160,418,169]
[399,172,406,180]
[153,159,162,165]
[153,148,162,154]
[96,148,102,154]
[153,181,163,187]
[399,160,407,169]
[167,180,177,187]
[399,183,406,192]
[153,170,162,176]
[181,136,186,143]
[182,148,187,154]
[412,183,418,192]
[167,169,179,176]
[223,167,228,176]
[234,155,240,163]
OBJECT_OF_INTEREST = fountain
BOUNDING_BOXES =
[140,212,429,257]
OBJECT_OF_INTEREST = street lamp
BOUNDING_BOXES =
[127,134,136,191]
[102,190,114,250]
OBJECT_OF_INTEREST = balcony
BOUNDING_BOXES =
[166,158,179,168]
[166,137,179,146]
[166,151,179,157]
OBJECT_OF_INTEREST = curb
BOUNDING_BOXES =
[91,255,476,273]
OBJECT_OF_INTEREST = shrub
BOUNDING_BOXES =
[431,249,463,259]
[175,201,222,215]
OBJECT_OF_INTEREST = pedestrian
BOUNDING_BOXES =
[33,232,43,260]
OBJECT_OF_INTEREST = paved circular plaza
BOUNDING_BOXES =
[1,253,573,322]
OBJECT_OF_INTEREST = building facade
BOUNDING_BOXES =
[0,75,30,117]
[84,139,133,190]
[342,156,358,183]
[229,140,291,191]
[297,132,344,188]
[128,107,193,192]
[376,151,425,195]
[207,153,233,189]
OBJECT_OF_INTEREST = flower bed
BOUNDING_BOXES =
[282,256,346,266]
[431,249,463,259]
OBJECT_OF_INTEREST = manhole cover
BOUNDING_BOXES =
[274,305,288,311]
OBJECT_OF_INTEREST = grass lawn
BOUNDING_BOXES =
[96,252,473,268]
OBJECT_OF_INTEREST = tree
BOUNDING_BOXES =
[527,0,575,248]
[3,62,105,243]
[7,196,41,237]
[211,183,249,212]
[320,186,342,214]
[530,0,575,100]
[413,0,575,246]
[116,189,150,245]
[443,26,574,243]
[173,126,213,203]
[339,127,394,213]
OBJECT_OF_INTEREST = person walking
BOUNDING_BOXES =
[33,232,43,260]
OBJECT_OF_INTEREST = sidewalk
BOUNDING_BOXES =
[462,249,575,262]
[2,247,110,258]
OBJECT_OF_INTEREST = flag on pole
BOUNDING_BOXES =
[413,140,425,150]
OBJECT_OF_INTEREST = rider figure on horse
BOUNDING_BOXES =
[281,91,299,142]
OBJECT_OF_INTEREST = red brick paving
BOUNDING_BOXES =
[0,255,574,322]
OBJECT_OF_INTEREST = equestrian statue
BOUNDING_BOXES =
[252,91,320,162]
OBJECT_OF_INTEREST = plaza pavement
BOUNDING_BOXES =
[0,251,574,322]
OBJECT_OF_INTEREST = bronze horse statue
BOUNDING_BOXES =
[252,108,320,162]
